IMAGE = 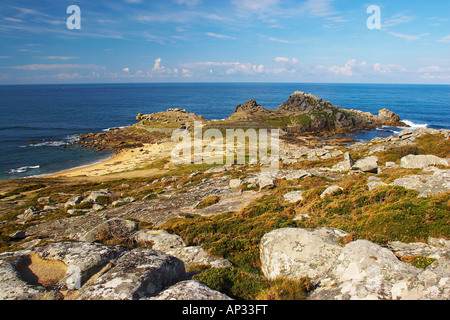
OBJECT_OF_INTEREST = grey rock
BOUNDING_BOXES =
[64,196,83,208]
[398,129,413,140]
[85,189,114,203]
[352,156,378,173]
[260,228,345,281]
[331,152,354,172]
[400,155,449,169]
[133,229,186,251]
[77,249,185,300]
[0,242,126,298]
[229,179,243,189]
[367,180,388,191]
[310,240,420,300]
[320,185,343,199]
[17,206,41,221]
[147,280,233,300]
[258,174,276,190]
[166,246,232,269]
[391,171,450,197]
[79,218,138,242]
[283,190,304,203]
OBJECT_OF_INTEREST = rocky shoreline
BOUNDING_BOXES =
[0,92,448,300]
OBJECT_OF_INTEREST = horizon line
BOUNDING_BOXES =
[1,81,449,86]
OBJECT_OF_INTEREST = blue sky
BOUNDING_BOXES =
[0,0,449,84]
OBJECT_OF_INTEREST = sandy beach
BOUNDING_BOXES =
[48,141,175,179]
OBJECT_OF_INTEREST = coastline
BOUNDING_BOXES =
[44,141,176,179]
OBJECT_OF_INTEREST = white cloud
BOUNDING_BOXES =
[153,58,162,71]
[37,56,79,61]
[437,35,450,43]
[373,63,407,74]
[232,0,279,12]
[175,0,201,5]
[387,31,429,42]
[268,37,298,44]
[299,0,336,17]
[383,14,414,28]
[417,66,450,79]
[122,67,130,73]
[205,32,236,40]
[4,17,23,22]
[182,61,265,75]
[327,59,359,76]
[7,64,105,71]
[274,57,299,64]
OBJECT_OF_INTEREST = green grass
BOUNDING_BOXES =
[196,195,220,209]
[193,266,311,300]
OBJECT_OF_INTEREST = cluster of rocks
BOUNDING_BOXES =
[260,227,449,300]
[16,189,137,224]
[0,241,231,300]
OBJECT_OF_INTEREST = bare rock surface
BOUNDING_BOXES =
[260,227,450,300]
[76,248,185,300]
[147,280,233,300]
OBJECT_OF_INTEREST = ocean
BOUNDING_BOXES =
[0,83,448,180]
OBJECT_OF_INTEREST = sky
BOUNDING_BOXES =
[0,0,449,84]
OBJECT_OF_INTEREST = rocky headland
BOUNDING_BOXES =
[0,92,448,300]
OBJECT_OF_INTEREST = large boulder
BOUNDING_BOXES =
[391,170,450,197]
[147,280,233,300]
[77,249,185,300]
[352,156,378,173]
[283,190,304,203]
[0,242,127,299]
[260,228,347,281]
[309,240,420,300]
[400,155,449,169]
[133,229,186,251]
[79,218,138,242]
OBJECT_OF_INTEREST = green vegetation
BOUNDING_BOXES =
[0,183,46,199]
[263,114,312,128]
[193,266,311,300]
[399,256,437,269]
[196,195,220,209]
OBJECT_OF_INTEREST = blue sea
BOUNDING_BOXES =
[0,83,449,180]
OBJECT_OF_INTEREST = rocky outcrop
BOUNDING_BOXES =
[391,169,450,197]
[0,242,187,300]
[260,228,347,281]
[332,152,354,172]
[260,227,450,300]
[400,155,449,169]
[310,240,420,300]
[351,156,378,173]
[226,91,404,136]
[228,99,275,122]
[76,249,185,300]
[0,242,126,299]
